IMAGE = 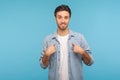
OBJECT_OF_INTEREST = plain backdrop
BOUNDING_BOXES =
[0,0,120,80]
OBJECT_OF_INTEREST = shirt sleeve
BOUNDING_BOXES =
[39,37,48,69]
[80,34,94,66]
[39,56,48,69]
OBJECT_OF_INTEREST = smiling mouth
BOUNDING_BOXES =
[61,23,66,25]
[61,24,65,25]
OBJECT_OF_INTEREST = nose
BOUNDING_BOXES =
[61,18,65,23]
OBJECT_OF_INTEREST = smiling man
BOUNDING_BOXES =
[39,4,94,80]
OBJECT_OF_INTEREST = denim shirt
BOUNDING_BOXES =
[40,30,94,80]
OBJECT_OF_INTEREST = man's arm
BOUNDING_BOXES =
[80,50,93,65]
[41,53,50,67]
[72,43,93,65]
[41,44,56,68]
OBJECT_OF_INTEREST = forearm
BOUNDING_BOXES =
[81,51,91,65]
[42,53,50,67]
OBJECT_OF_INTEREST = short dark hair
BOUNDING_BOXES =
[54,4,71,17]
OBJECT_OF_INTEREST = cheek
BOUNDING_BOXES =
[66,19,70,23]
[57,21,61,25]
[66,20,69,24]
[56,19,61,24]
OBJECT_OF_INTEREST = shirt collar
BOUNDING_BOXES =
[51,29,75,39]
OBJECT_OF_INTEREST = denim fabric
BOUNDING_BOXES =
[40,30,94,80]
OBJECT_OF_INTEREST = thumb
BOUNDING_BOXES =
[53,44,55,46]
[72,43,75,51]
[52,44,55,47]
[72,43,75,47]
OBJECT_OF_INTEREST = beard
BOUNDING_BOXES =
[58,23,68,30]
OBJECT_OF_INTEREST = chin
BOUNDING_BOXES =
[58,25,68,30]
[60,27,67,30]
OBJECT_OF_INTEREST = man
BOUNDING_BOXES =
[40,4,94,80]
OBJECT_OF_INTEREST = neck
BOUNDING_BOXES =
[57,28,69,36]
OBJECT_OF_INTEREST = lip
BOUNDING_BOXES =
[60,23,66,25]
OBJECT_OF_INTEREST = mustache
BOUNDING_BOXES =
[60,23,66,25]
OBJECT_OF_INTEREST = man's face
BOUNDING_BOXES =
[55,11,70,30]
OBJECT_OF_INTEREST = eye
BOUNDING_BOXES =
[57,16,62,19]
[64,16,69,19]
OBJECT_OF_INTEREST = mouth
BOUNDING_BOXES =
[60,23,66,26]
[61,24,65,26]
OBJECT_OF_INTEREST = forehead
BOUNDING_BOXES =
[56,11,70,16]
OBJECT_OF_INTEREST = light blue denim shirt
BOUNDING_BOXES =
[40,30,94,80]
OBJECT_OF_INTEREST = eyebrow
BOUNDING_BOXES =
[57,15,69,17]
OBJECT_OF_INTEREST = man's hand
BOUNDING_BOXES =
[72,43,92,65]
[45,44,56,57]
[42,44,56,67]
[72,43,84,55]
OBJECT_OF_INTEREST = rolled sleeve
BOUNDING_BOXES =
[80,34,94,66]
[39,37,48,69]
